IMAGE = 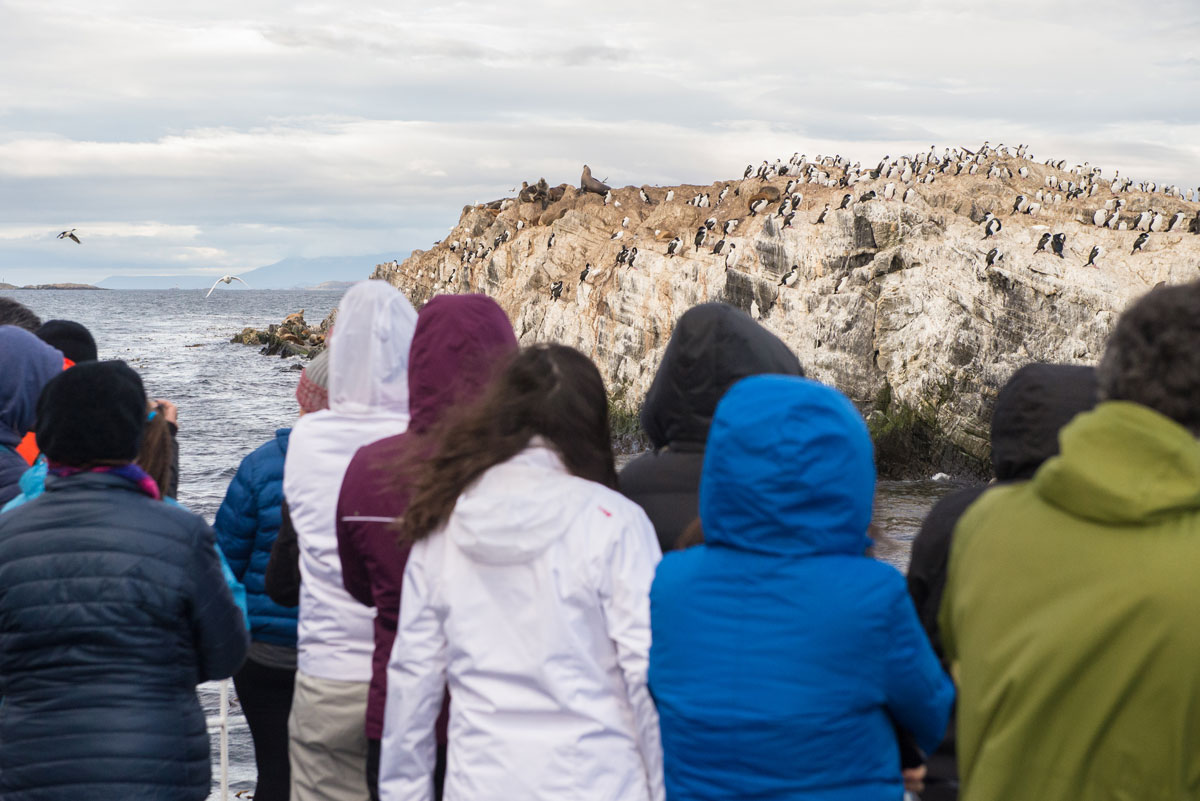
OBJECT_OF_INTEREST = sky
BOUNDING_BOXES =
[1,0,1198,285]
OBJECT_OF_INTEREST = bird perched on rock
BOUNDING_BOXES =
[984,218,1002,239]
[704,217,717,230]
[639,187,650,203]
[718,185,730,203]
[1051,233,1066,258]
[859,190,877,202]
[57,228,80,243]
[628,247,638,268]
[986,247,1003,267]
[1085,245,1102,268]
[665,189,675,202]
[1092,208,1107,227]
[779,265,799,287]
[550,281,563,301]
[1036,232,1052,253]
[838,194,852,210]
[816,203,830,224]
[694,226,707,250]
[615,245,629,265]
[579,264,590,283]
[1131,232,1149,254]
[744,165,753,179]
[725,243,739,270]
[610,230,623,241]
[1013,196,1028,215]
[883,182,896,200]
[548,233,556,248]
[666,236,682,257]
[621,216,629,228]
[902,187,916,203]
[723,219,739,235]
[783,212,796,228]
[604,190,613,206]
[749,199,768,216]
[711,238,726,255]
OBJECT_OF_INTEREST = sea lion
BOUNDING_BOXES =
[748,185,782,204]
[580,165,611,195]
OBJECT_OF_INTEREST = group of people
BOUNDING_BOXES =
[0,276,1197,801]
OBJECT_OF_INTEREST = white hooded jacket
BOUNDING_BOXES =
[283,280,417,681]
[379,445,665,801]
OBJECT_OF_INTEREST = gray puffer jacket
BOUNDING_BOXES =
[0,472,249,801]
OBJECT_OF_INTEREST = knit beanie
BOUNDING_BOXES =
[37,319,98,364]
[296,349,330,413]
[35,360,147,466]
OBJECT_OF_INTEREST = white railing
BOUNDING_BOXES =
[205,678,231,801]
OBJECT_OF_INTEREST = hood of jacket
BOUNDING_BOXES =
[641,303,803,450]
[327,281,418,416]
[408,295,517,434]
[990,363,1098,481]
[0,326,63,447]
[700,375,875,556]
[1035,400,1200,524]
[447,444,592,565]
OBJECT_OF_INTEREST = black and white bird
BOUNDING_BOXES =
[1051,233,1066,258]
[859,190,877,202]
[986,247,1002,267]
[666,236,682,256]
[779,265,799,287]
[57,228,80,243]
[711,238,726,255]
[639,187,650,203]
[1012,195,1028,215]
[749,198,769,216]
[1131,232,1149,255]
[205,274,249,298]
[616,245,629,265]
[838,193,852,210]
[1085,245,1102,268]
[610,230,623,241]
[718,185,730,203]
[984,217,1002,239]
[604,190,613,206]
[550,281,563,301]
[579,264,590,283]
[1036,232,1052,253]
[548,233,556,248]
[628,247,638,268]
[902,187,916,204]
[665,189,674,202]
[815,203,830,224]
[724,243,739,270]
[723,219,739,235]
[621,216,629,228]
[694,226,707,250]
[744,164,754,179]
[783,212,796,228]
[704,217,717,230]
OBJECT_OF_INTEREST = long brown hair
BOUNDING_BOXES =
[137,407,174,495]
[401,344,617,541]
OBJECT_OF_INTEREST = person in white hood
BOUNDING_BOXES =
[284,280,417,801]
[379,344,665,801]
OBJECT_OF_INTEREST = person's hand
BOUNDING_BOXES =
[903,765,927,793]
[154,399,178,426]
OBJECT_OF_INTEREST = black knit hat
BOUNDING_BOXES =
[36,319,98,364]
[35,360,147,466]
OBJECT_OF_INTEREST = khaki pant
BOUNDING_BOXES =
[289,670,370,801]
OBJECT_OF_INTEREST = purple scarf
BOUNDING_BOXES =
[47,462,162,500]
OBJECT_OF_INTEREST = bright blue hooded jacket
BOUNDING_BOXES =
[649,375,954,801]
[214,429,297,647]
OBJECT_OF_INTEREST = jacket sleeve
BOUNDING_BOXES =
[214,457,259,581]
[379,542,446,801]
[264,499,301,608]
[882,581,955,756]
[336,464,374,608]
[597,511,666,801]
[189,519,250,683]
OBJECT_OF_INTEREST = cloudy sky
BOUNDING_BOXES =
[1,0,1197,285]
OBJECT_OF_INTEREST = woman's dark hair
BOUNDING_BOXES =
[402,344,617,541]
[1098,279,1200,435]
[0,297,41,331]
[137,408,174,494]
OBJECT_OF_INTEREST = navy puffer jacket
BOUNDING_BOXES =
[0,472,249,801]
[214,428,297,646]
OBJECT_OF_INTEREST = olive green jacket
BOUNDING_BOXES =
[942,401,1200,801]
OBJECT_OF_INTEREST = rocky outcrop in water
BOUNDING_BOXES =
[372,148,1200,476]
[232,309,334,358]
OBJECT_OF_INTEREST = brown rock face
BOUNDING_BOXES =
[373,155,1200,475]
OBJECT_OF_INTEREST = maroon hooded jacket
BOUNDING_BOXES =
[336,294,517,739]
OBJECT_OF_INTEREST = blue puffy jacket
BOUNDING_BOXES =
[0,471,249,800]
[214,428,297,647]
[649,376,954,801]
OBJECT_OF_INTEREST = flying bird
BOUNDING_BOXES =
[57,229,80,244]
[205,274,249,298]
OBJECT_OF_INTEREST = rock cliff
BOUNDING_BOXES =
[372,148,1200,476]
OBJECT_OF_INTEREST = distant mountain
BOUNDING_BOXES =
[98,253,397,289]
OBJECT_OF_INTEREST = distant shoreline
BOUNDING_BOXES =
[0,283,106,291]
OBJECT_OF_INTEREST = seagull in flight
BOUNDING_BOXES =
[205,274,249,298]
[57,229,80,243]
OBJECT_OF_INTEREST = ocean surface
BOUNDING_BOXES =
[2,288,966,798]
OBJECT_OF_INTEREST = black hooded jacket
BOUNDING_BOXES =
[905,362,1098,800]
[618,303,803,552]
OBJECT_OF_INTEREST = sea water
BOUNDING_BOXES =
[3,288,963,797]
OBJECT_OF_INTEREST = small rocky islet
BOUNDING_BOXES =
[230,308,335,359]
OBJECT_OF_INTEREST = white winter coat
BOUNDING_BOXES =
[379,445,665,801]
[283,280,417,681]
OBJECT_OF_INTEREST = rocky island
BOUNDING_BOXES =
[370,145,1200,477]
[0,283,105,290]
